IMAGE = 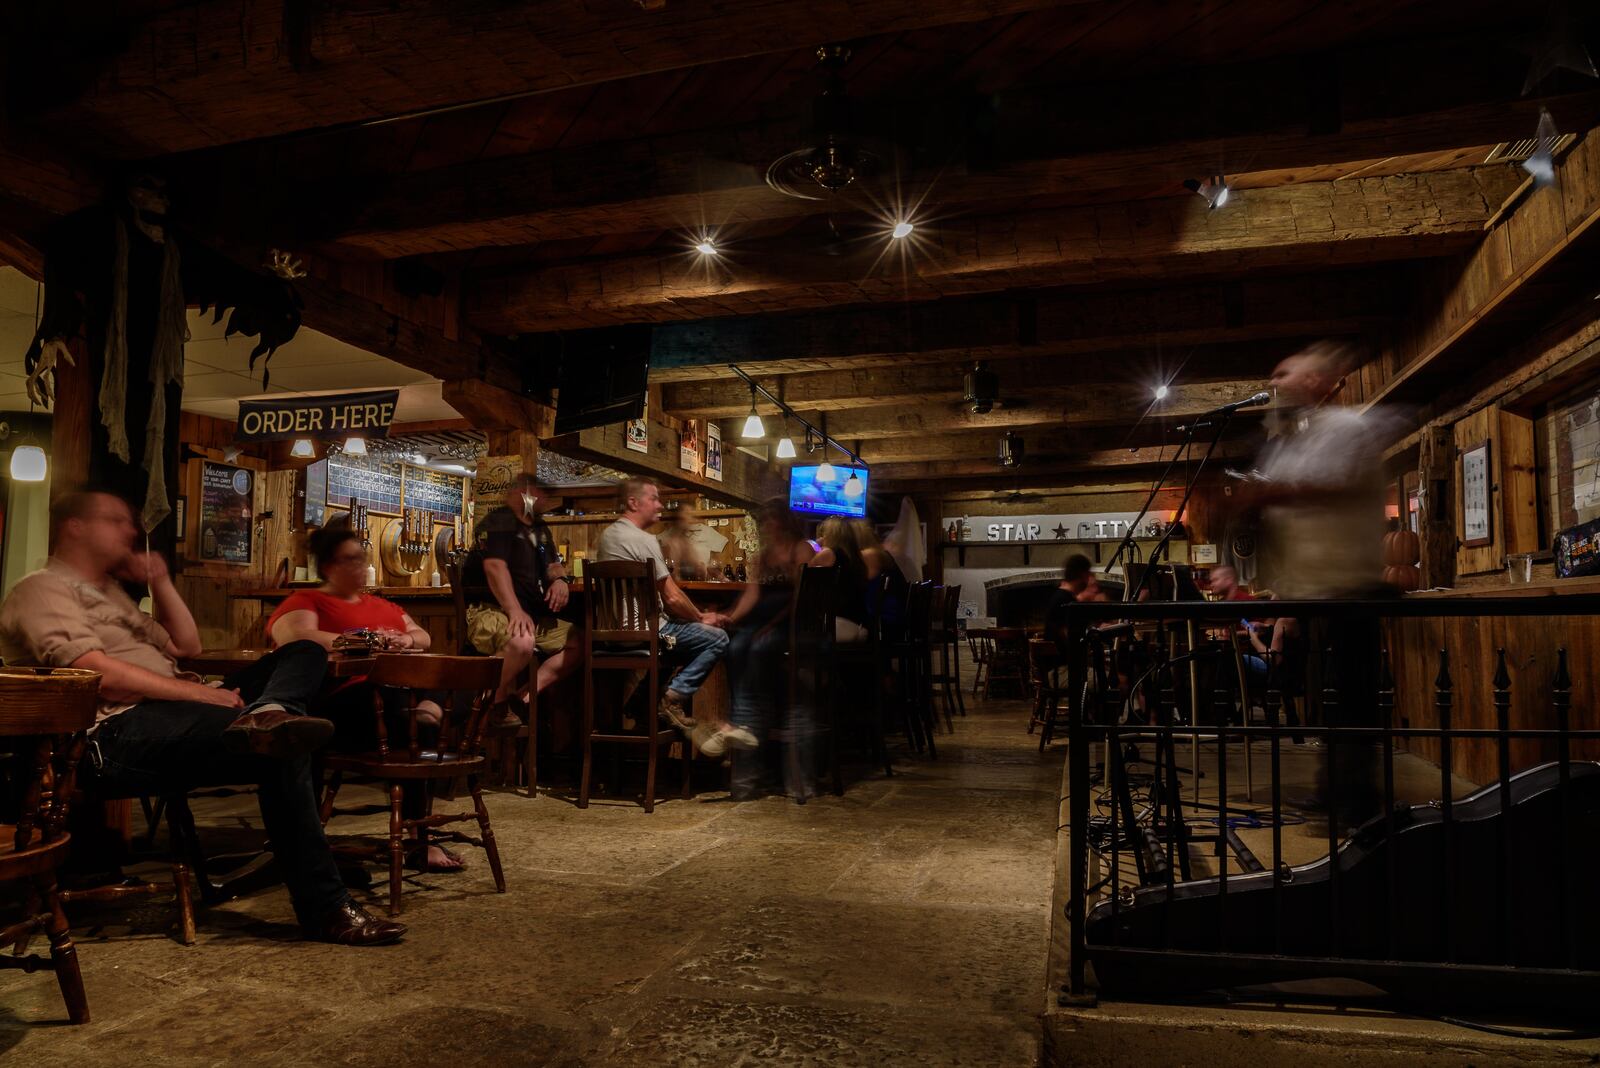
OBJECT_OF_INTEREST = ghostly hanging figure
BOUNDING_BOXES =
[24,175,303,545]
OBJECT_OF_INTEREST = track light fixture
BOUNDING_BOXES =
[741,385,764,440]
[1183,175,1231,210]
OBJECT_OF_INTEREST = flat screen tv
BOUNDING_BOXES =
[789,464,869,518]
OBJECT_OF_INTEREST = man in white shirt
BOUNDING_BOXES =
[596,478,738,739]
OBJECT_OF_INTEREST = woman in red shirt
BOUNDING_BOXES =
[268,524,462,871]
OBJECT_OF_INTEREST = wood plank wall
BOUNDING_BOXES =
[1386,612,1600,788]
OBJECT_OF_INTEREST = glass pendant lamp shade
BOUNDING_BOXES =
[776,435,797,459]
[9,444,46,482]
[741,411,765,440]
[815,460,836,483]
[343,436,367,456]
[290,438,315,458]
[842,471,864,498]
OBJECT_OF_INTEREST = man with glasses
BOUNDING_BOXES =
[0,487,405,946]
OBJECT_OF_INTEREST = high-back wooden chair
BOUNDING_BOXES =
[896,580,939,757]
[579,560,690,813]
[985,627,1030,698]
[450,560,536,796]
[0,667,100,1024]
[823,571,894,783]
[778,564,837,799]
[927,583,966,725]
[318,653,505,915]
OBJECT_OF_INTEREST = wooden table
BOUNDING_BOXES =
[178,649,378,678]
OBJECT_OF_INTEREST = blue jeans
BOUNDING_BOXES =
[728,623,786,733]
[661,620,728,698]
[87,641,348,928]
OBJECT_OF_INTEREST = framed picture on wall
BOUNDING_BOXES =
[1461,440,1492,547]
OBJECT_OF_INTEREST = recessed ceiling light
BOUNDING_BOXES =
[1154,384,1170,401]
[891,220,914,239]
[695,240,718,256]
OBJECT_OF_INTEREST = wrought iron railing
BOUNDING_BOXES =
[1056,595,1600,1016]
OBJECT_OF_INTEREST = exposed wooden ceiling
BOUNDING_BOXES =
[3,0,1598,495]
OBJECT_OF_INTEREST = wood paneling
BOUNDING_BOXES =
[1452,406,1538,577]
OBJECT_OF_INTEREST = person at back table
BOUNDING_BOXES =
[462,472,582,723]
[0,487,404,945]
[268,522,463,873]
[1043,553,1110,646]
[596,477,729,734]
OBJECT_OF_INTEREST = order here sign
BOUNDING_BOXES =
[236,389,400,442]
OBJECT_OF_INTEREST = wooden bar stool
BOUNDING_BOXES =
[0,667,100,1024]
[318,654,506,916]
[579,560,691,813]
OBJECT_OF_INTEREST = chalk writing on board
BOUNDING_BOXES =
[199,461,252,564]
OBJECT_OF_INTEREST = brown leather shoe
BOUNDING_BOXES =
[306,900,407,946]
[221,705,334,758]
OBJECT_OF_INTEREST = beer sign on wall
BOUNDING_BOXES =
[955,513,1177,542]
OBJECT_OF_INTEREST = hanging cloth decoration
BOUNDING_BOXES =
[141,240,189,531]
[100,214,132,461]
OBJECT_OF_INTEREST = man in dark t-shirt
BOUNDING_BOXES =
[1043,553,1108,646]
[463,473,581,714]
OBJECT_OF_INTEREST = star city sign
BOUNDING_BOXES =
[958,513,1174,543]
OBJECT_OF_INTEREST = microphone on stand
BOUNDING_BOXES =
[1175,392,1272,434]
[1204,390,1272,416]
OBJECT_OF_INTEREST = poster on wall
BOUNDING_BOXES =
[679,419,701,474]
[1461,440,1492,547]
[471,455,523,533]
[199,461,253,564]
[303,459,328,527]
[625,397,650,454]
[705,422,723,482]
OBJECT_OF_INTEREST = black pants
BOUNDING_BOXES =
[87,641,347,927]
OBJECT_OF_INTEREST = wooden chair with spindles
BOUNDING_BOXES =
[0,667,101,1024]
[318,654,506,916]
[579,560,691,813]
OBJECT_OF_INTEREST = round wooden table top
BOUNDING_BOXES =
[178,649,378,678]
[0,666,100,734]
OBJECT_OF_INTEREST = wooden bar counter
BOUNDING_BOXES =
[1388,579,1600,785]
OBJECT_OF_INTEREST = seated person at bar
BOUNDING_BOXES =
[462,472,582,719]
[267,523,461,872]
[596,477,729,733]
[808,517,892,641]
[714,499,814,758]
[658,504,711,580]
[0,488,405,945]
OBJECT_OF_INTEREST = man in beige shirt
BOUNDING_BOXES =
[0,488,404,946]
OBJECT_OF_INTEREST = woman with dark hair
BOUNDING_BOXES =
[267,522,461,872]
[809,516,878,641]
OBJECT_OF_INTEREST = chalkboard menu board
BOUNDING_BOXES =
[403,464,464,517]
[199,461,253,564]
[303,459,328,527]
[327,453,404,514]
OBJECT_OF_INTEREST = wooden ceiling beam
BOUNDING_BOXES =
[871,440,1256,483]
[852,422,1260,464]
[739,379,1266,442]
[19,0,1096,156]
[331,34,1600,258]
[472,166,1519,330]
[661,353,1288,417]
[588,270,1393,384]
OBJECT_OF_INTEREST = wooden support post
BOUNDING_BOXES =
[1417,423,1455,590]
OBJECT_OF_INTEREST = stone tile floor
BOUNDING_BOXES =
[2,693,1056,1067]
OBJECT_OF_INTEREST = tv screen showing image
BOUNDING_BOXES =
[789,464,869,518]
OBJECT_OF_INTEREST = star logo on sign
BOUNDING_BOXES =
[1052,524,1068,539]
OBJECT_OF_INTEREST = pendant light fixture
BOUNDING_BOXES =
[741,384,765,440]
[775,418,797,459]
[12,284,49,482]
[343,436,368,456]
[842,469,864,498]
[290,438,315,458]
[9,434,46,482]
[814,411,836,482]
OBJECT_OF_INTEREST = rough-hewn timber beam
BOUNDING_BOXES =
[871,441,1256,485]
[333,35,1599,258]
[22,0,1096,156]
[663,356,1282,418]
[854,423,1260,464]
[629,272,1393,383]
[1357,130,1600,410]
[472,167,1519,330]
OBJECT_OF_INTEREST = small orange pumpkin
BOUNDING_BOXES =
[1383,528,1421,567]
[1384,564,1421,592]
